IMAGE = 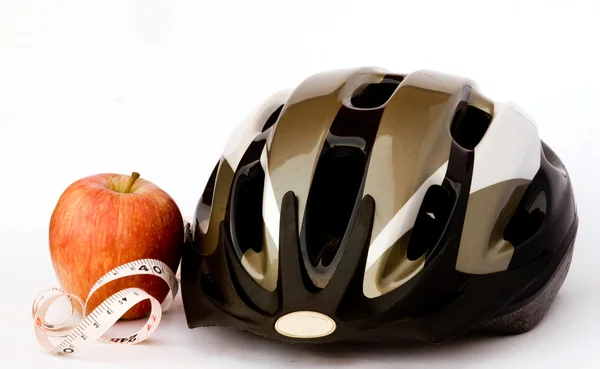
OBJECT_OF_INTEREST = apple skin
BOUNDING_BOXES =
[49,173,183,320]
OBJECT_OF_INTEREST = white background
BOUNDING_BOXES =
[1,0,599,368]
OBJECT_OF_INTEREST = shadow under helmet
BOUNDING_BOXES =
[180,67,578,344]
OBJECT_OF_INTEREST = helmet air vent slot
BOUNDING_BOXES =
[406,184,455,261]
[349,77,402,109]
[231,160,265,255]
[261,104,284,132]
[305,144,366,267]
[450,105,492,151]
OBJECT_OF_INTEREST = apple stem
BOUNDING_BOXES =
[124,172,140,193]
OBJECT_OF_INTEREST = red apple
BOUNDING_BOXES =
[49,172,183,320]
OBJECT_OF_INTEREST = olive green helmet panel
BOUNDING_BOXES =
[194,158,235,256]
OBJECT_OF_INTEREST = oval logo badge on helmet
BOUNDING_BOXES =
[274,311,337,339]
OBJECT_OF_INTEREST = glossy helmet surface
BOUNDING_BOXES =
[180,67,578,344]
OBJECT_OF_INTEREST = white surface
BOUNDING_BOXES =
[1,0,600,368]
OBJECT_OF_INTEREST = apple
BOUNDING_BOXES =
[49,172,183,320]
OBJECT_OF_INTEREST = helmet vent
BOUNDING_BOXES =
[450,105,492,151]
[304,145,366,267]
[231,161,265,254]
[261,104,284,132]
[229,139,268,257]
[406,184,455,261]
[503,191,546,247]
[349,78,401,109]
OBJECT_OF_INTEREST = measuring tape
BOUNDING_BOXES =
[32,258,179,355]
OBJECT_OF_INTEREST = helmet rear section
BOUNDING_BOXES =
[180,67,578,343]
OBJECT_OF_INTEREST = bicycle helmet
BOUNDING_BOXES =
[180,67,578,344]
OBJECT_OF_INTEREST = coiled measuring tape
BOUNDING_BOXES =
[32,257,179,355]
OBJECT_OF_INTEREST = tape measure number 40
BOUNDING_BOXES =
[32,257,179,355]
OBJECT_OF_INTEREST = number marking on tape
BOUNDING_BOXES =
[32,258,179,355]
